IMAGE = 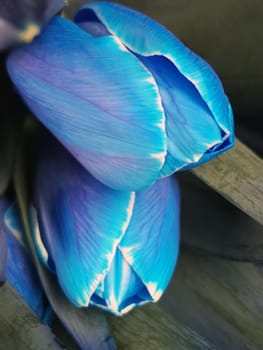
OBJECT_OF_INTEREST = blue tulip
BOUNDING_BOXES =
[0,198,51,322]
[32,137,180,315]
[7,1,234,191]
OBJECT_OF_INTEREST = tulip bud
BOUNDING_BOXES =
[7,2,234,191]
[32,136,180,315]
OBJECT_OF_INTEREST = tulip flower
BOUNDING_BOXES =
[0,198,51,322]
[31,136,180,315]
[0,0,66,50]
[6,1,234,192]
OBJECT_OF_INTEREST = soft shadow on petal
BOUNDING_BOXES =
[7,16,166,191]
[77,2,234,174]
[2,200,51,322]
[33,136,135,306]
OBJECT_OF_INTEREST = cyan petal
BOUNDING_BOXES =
[3,201,51,322]
[7,16,167,191]
[91,248,151,315]
[138,55,223,175]
[77,2,234,174]
[90,175,180,315]
[119,175,180,302]
[33,137,135,306]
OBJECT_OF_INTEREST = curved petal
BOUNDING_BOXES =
[33,137,135,306]
[7,16,167,191]
[90,175,180,315]
[2,201,51,322]
[76,2,234,175]
[119,175,180,302]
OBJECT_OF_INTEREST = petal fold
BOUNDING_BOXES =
[90,175,180,315]
[7,16,166,191]
[76,1,234,174]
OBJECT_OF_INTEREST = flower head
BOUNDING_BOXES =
[32,135,180,315]
[6,1,234,191]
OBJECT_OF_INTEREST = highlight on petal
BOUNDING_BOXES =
[91,175,180,315]
[7,16,167,191]
[2,200,51,322]
[33,134,180,315]
[0,0,66,50]
[75,1,234,175]
[33,136,135,307]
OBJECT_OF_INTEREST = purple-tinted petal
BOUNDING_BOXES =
[33,136,135,306]
[7,16,166,191]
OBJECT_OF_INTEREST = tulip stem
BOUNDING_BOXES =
[0,282,63,349]
[191,138,263,226]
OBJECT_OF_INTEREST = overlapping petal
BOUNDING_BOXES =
[0,199,51,322]
[7,16,167,191]
[32,135,180,315]
[33,137,135,306]
[75,1,234,175]
[92,175,180,315]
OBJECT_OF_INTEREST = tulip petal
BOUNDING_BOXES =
[91,248,150,315]
[76,2,234,175]
[138,55,225,174]
[33,137,135,306]
[90,175,180,315]
[7,16,167,191]
[2,201,51,322]
[119,175,180,302]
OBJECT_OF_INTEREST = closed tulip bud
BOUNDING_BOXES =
[32,137,180,315]
[7,1,234,191]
